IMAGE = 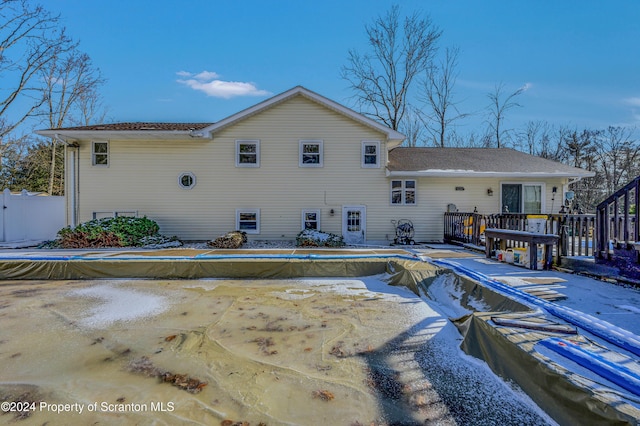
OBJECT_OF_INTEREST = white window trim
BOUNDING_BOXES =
[235,140,260,167]
[236,208,260,234]
[301,209,321,231]
[92,141,109,166]
[390,179,417,205]
[361,140,380,168]
[500,182,546,213]
[178,172,196,189]
[299,140,323,167]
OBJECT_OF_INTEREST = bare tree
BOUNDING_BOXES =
[43,52,104,129]
[518,120,550,155]
[563,129,597,168]
[0,0,75,141]
[560,128,599,211]
[400,106,426,147]
[538,125,569,161]
[594,126,639,193]
[41,50,105,193]
[486,83,525,148]
[342,4,441,132]
[421,46,467,147]
[73,87,109,126]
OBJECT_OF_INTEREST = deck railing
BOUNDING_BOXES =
[444,212,597,258]
[595,176,639,259]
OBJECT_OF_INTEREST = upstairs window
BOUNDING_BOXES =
[92,141,109,166]
[299,140,323,167]
[391,180,416,205]
[236,140,260,167]
[362,141,380,168]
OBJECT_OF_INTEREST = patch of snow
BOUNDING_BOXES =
[617,305,640,314]
[68,283,168,328]
[424,273,473,318]
[299,229,332,241]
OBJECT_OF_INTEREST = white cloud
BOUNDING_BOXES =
[623,97,640,107]
[192,71,220,81]
[176,70,270,99]
[521,82,533,92]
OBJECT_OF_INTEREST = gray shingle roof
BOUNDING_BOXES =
[387,147,594,178]
[46,122,214,131]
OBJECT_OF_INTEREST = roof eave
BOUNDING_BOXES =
[386,170,596,178]
[36,129,213,141]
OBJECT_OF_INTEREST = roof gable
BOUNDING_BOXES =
[197,86,406,144]
[387,147,595,178]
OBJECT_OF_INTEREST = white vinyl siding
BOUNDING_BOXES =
[74,97,392,241]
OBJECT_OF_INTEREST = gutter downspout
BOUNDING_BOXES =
[54,134,78,228]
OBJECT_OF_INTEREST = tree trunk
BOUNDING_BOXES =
[48,138,57,194]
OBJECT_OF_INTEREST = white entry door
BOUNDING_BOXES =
[342,205,366,245]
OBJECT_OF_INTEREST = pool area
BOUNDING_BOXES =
[1,247,639,425]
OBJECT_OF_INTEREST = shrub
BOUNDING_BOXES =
[55,216,162,248]
[296,229,345,247]
[207,231,247,249]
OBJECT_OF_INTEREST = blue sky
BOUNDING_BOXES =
[48,0,640,138]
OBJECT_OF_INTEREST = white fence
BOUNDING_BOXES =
[0,188,66,242]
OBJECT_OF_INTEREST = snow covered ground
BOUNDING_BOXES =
[441,255,640,336]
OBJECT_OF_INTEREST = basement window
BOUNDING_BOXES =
[302,209,320,230]
[236,209,260,234]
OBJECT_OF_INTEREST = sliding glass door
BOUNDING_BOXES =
[501,183,543,213]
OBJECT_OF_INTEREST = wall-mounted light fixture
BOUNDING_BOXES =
[487,188,494,196]
[330,209,335,216]
[455,186,465,191]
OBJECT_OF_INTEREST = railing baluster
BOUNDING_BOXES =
[444,211,598,261]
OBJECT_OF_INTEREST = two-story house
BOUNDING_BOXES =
[37,86,593,244]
